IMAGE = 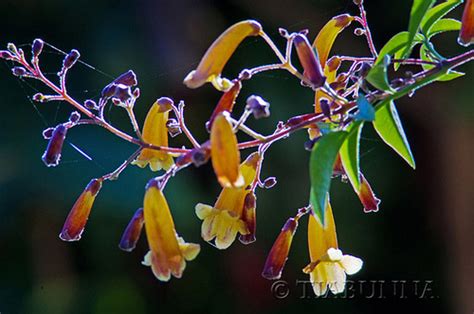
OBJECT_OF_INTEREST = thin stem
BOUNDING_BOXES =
[259,31,286,63]
[230,117,266,141]
[101,148,142,181]
[356,3,378,58]
[125,106,142,139]
[173,101,200,148]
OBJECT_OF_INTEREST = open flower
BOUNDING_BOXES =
[132,97,175,171]
[303,197,363,296]
[195,152,260,249]
[183,20,262,91]
[143,181,200,281]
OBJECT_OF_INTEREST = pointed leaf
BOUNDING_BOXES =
[420,0,462,34]
[402,0,436,58]
[340,121,364,191]
[366,55,394,92]
[309,131,348,224]
[373,101,416,169]
[427,18,462,38]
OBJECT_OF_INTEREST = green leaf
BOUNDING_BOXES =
[420,0,462,35]
[402,0,436,58]
[309,131,348,224]
[340,121,364,191]
[427,18,462,38]
[354,94,375,121]
[366,55,394,92]
[373,101,416,169]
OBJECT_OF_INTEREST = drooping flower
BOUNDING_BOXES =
[459,0,474,46]
[42,124,68,167]
[59,178,103,241]
[239,192,257,244]
[210,112,244,188]
[261,216,299,280]
[356,173,381,213]
[142,181,200,281]
[183,20,262,91]
[119,207,144,252]
[303,196,363,296]
[293,34,326,88]
[132,97,175,171]
[195,152,260,249]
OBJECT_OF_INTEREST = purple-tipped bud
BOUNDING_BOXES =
[166,118,182,137]
[239,192,257,244]
[119,208,145,252]
[262,217,299,280]
[12,67,27,77]
[42,127,54,139]
[191,148,211,167]
[132,87,140,98]
[84,99,97,110]
[69,111,81,123]
[32,39,44,58]
[246,95,270,119]
[293,34,326,88]
[263,177,277,189]
[278,28,289,38]
[320,99,331,117]
[60,178,102,241]
[354,28,365,36]
[7,43,18,54]
[32,93,45,102]
[62,49,80,71]
[41,124,68,167]
[0,50,15,60]
[111,84,133,103]
[114,70,138,87]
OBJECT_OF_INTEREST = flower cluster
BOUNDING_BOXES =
[1,0,473,297]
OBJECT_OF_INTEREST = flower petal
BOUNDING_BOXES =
[119,207,144,252]
[293,34,326,88]
[357,173,381,213]
[206,80,242,130]
[459,0,474,46]
[340,254,363,275]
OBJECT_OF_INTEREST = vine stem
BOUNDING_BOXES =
[355,3,378,58]
[18,54,190,155]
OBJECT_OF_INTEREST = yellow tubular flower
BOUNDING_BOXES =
[303,196,363,296]
[195,152,260,250]
[210,113,244,188]
[183,20,262,91]
[142,182,200,281]
[133,97,175,171]
[313,14,354,67]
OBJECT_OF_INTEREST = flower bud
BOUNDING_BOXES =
[42,124,68,167]
[112,84,133,103]
[59,178,103,241]
[293,34,326,88]
[12,67,27,77]
[7,43,18,54]
[239,192,257,244]
[262,217,299,280]
[42,127,54,139]
[0,50,15,60]
[32,93,45,102]
[114,70,138,87]
[119,207,144,252]
[69,111,81,123]
[32,39,44,58]
[84,99,97,110]
[263,176,277,189]
[354,28,365,36]
[62,49,80,71]
[191,146,211,167]
[246,95,270,119]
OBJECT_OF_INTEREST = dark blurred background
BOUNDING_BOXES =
[1,0,473,313]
